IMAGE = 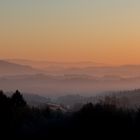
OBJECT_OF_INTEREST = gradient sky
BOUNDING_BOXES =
[1,0,140,65]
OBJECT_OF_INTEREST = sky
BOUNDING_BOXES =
[0,0,140,65]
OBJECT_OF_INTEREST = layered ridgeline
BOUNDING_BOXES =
[1,59,140,97]
[0,60,41,76]
[7,59,140,77]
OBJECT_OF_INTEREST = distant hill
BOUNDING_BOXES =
[6,92,67,111]
[0,60,41,76]
[6,92,51,107]
[23,93,52,107]
[1,73,140,96]
[7,59,140,77]
[56,89,140,109]
[7,59,104,70]
[23,93,67,111]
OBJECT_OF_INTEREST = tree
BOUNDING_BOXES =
[11,90,27,108]
[0,90,9,107]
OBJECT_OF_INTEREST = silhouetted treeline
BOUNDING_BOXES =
[0,90,140,139]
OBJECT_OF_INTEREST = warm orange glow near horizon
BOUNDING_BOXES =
[1,0,140,65]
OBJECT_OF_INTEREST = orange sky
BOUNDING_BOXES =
[1,0,140,65]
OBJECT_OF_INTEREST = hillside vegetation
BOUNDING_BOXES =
[0,90,140,139]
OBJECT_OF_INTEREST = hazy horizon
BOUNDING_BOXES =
[2,58,140,67]
[0,59,140,97]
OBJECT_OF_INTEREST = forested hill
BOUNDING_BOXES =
[0,90,140,139]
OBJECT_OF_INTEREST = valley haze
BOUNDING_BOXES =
[0,59,140,98]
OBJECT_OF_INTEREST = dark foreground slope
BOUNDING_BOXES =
[0,90,140,139]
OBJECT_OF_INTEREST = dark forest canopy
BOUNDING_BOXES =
[0,90,140,139]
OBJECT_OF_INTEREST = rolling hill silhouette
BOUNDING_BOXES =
[0,60,41,76]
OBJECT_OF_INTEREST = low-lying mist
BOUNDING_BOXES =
[1,59,140,97]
